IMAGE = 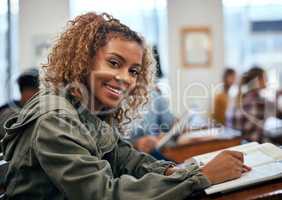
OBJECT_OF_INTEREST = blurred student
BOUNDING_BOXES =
[130,86,176,158]
[213,68,236,125]
[226,67,282,142]
[0,68,39,140]
[130,46,176,159]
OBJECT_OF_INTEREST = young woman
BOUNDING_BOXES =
[2,12,249,199]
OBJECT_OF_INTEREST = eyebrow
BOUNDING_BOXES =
[108,52,142,67]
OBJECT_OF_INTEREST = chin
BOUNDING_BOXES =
[101,99,122,110]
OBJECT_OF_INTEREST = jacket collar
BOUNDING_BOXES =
[69,96,120,157]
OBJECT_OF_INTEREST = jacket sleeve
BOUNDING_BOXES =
[33,113,211,200]
[113,138,175,178]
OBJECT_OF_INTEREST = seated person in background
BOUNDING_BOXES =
[129,46,176,159]
[130,86,176,158]
[0,68,39,140]
[1,12,250,199]
[226,66,282,142]
[213,68,236,125]
[277,89,282,110]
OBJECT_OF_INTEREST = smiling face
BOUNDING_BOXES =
[88,38,143,111]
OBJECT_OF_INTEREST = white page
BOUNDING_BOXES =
[181,127,241,140]
[192,142,259,166]
[259,143,282,161]
[243,143,282,167]
[243,149,274,167]
[205,161,282,194]
[185,128,221,138]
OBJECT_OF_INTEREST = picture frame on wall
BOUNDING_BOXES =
[181,27,212,68]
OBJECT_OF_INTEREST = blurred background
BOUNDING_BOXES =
[1,0,282,117]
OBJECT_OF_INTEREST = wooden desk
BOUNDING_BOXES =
[194,178,282,200]
[161,137,241,163]
[161,137,282,199]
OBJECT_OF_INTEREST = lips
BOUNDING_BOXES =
[104,83,125,97]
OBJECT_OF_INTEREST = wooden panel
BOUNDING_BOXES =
[197,178,282,200]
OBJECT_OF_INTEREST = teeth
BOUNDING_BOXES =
[106,85,122,95]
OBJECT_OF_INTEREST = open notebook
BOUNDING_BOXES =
[190,142,282,194]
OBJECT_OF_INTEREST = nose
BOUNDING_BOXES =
[115,69,132,87]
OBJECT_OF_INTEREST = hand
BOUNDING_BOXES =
[201,150,251,185]
[134,136,158,153]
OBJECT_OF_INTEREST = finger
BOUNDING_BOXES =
[228,151,244,162]
[242,165,252,173]
[233,159,244,168]
[234,168,243,178]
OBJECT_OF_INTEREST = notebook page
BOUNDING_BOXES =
[192,142,259,166]
[205,161,282,194]
[243,149,274,167]
[259,143,282,161]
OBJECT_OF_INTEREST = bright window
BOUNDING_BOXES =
[0,0,19,106]
[69,0,168,75]
[223,0,282,91]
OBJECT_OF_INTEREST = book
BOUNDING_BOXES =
[190,142,282,194]
[178,127,241,140]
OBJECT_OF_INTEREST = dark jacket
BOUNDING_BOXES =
[1,90,210,199]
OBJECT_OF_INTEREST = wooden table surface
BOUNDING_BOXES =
[162,138,282,199]
[194,178,282,200]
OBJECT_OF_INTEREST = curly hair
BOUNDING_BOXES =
[42,12,156,129]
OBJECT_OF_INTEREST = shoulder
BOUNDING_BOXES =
[32,110,95,156]
[22,91,79,121]
[4,91,81,140]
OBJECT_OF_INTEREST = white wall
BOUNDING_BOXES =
[19,0,70,71]
[167,0,224,116]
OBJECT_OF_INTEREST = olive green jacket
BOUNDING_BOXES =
[1,91,211,200]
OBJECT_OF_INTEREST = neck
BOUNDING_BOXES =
[87,97,106,113]
[20,89,37,105]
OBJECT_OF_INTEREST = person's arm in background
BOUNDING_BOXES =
[276,89,282,118]
[154,90,176,134]
[128,90,176,154]
[125,120,159,154]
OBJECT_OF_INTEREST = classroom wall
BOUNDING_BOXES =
[19,0,70,71]
[167,0,225,116]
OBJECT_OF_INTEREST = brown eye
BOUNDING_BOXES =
[108,59,120,69]
[129,67,140,77]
